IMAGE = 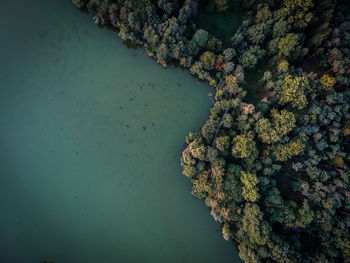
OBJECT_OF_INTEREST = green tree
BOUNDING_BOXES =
[242,203,271,245]
[255,6,272,24]
[297,207,314,227]
[273,19,290,38]
[192,29,209,48]
[215,136,230,152]
[201,119,217,143]
[239,46,265,69]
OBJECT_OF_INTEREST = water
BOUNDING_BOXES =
[0,0,241,262]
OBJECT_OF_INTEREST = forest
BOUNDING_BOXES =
[73,0,350,262]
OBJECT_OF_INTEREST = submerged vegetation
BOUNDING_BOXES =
[73,0,350,262]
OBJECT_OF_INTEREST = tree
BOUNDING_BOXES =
[275,138,305,161]
[232,135,256,159]
[222,223,231,240]
[282,0,314,29]
[273,19,290,38]
[297,207,314,227]
[201,119,217,143]
[255,5,272,24]
[234,65,245,83]
[278,74,309,109]
[320,74,336,91]
[240,171,259,202]
[215,0,230,12]
[223,48,236,61]
[206,36,222,52]
[247,23,268,45]
[278,60,289,72]
[225,74,238,87]
[215,136,230,151]
[255,118,274,143]
[200,51,216,70]
[267,37,280,55]
[255,109,296,144]
[73,0,89,8]
[181,148,196,166]
[239,46,265,69]
[192,171,212,198]
[189,139,206,160]
[192,29,209,48]
[278,33,299,57]
[271,109,296,138]
[242,203,271,245]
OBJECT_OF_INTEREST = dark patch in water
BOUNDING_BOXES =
[49,42,62,51]
[73,25,79,34]
[148,82,156,89]
[38,30,48,38]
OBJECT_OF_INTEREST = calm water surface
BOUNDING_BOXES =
[0,0,241,262]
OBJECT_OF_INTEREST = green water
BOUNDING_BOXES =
[0,0,242,262]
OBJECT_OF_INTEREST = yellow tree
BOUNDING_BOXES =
[255,109,296,144]
[275,138,305,161]
[282,0,314,29]
[278,60,289,72]
[232,135,256,159]
[200,51,216,70]
[278,33,299,57]
[278,74,309,109]
[240,171,259,202]
[320,74,336,91]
